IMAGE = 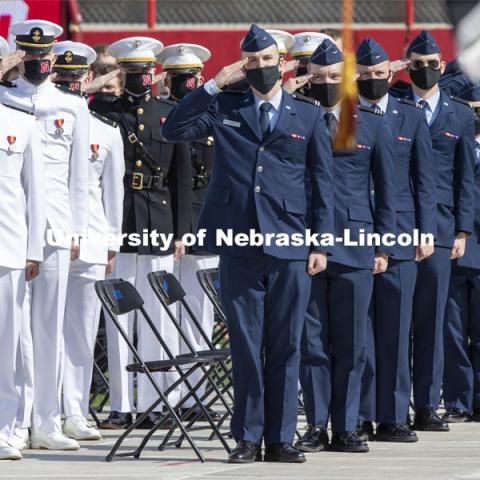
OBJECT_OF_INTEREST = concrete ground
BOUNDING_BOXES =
[2,416,480,480]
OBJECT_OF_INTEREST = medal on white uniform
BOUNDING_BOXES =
[90,143,99,160]
[55,118,65,135]
[7,136,16,153]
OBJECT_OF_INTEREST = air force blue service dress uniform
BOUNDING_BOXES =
[162,25,334,458]
[399,32,476,428]
[443,80,480,422]
[0,20,90,451]
[355,39,437,439]
[296,39,396,452]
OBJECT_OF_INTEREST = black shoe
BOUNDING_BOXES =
[99,411,133,430]
[472,409,480,422]
[264,443,306,463]
[330,432,369,453]
[442,408,471,423]
[135,412,175,430]
[375,423,418,443]
[179,407,221,422]
[228,441,262,464]
[294,424,329,452]
[413,409,450,432]
[356,421,375,442]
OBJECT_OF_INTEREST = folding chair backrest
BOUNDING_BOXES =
[196,268,227,323]
[147,271,186,306]
[95,279,144,316]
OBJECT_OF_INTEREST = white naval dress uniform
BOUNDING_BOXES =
[63,111,124,418]
[0,78,90,434]
[176,254,219,407]
[0,104,45,443]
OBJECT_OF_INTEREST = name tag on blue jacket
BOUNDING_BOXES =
[222,119,241,128]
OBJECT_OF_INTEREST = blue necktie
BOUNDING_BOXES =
[418,100,430,124]
[259,102,273,137]
[324,112,337,139]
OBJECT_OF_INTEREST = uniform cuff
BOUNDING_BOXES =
[204,79,222,96]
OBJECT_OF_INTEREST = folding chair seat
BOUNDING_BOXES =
[95,278,231,462]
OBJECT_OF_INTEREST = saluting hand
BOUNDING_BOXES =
[373,252,388,274]
[25,260,39,282]
[214,59,248,89]
[283,74,313,94]
[0,51,24,81]
[308,251,328,275]
[85,70,122,94]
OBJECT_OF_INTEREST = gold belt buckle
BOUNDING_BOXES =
[128,132,138,144]
[132,172,144,190]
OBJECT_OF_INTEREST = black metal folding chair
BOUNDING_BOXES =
[95,279,231,462]
[147,271,234,446]
[196,268,229,348]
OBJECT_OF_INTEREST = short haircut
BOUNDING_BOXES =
[90,62,120,79]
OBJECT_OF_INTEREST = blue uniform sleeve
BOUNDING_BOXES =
[307,108,334,249]
[454,109,476,235]
[162,85,217,142]
[412,114,437,237]
[372,118,397,248]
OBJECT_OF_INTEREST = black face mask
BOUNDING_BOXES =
[310,83,340,108]
[245,65,280,95]
[23,59,51,86]
[357,78,390,101]
[170,74,198,100]
[91,91,118,103]
[55,80,82,95]
[409,67,441,90]
[475,116,480,137]
[124,72,152,95]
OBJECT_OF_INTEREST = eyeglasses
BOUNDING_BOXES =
[411,59,441,70]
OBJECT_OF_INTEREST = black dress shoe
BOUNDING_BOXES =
[356,421,375,442]
[264,443,306,463]
[294,424,329,452]
[99,411,133,430]
[375,423,418,443]
[442,408,471,423]
[472,409,480,422]
[330,432,369,453]
[413,409,450,432]
[228,441,262,463]
[179,407,221,422]
[135,412,175,430]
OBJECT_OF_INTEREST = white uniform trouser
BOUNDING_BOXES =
[15,285,35,430]
[0,268,24,442]
[177,254,219,408]
[105,253,179,413]
[30,245,71,433]
[63,261,105,417]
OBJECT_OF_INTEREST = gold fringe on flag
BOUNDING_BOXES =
[333,0,358,151]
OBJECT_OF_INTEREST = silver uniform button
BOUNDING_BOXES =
[370,189,375,195]
[255,186,261,193]
[257,166,263,172]
[259,146,265,152]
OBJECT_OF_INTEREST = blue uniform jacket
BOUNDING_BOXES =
[400,88,476,248]
[162,86,334,260]
[329,106,397,269]
[383,95,437,260]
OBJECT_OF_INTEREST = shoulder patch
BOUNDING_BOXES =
[359,104,384,115]
[1,103,34,116]
[291,93,321,107]
[450,96,472,108]
[90,110,118,127]
[396,97,422,109]
[0,80,16,89]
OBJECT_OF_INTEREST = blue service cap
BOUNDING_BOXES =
[356,38,389,65]
[310,38,344,66]
[407,30,441,55]
[448,75,480,102]
[240,24,276,52]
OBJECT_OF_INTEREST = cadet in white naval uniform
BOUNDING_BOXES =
[50,42,125,442]
[0,34,46,461]
[0,20,90,451]
[158,43,220,418]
